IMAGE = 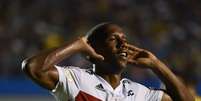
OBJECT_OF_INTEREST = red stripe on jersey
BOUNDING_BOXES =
[75,91,102,101]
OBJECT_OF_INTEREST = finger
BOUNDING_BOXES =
[128,59,138,65]
[81,37,88,42]
[82,36,105,60]
[125,43,143,51]
[89,51,104,61]
[86,45,104,61]
[128,49,138,55]
[129,58,150,67]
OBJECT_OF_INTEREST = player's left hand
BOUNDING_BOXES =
[126,44,159,69]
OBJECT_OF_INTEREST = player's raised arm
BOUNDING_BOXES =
[127,44,194,101]
[22,37,104,90]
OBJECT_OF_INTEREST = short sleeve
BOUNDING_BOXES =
[51,65,82,101]
[145,89,164,101]
[134,83,164,101]
[51,65,69,101]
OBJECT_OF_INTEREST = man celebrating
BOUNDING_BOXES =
[22,23,194,101]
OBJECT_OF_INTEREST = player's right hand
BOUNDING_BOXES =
[76,37,104,61]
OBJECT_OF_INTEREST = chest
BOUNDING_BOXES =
[67,74,144,101]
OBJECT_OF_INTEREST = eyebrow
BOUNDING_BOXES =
[111,32,126,37]
[111,32,121,35]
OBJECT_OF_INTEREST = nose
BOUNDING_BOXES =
[116,37,127,49]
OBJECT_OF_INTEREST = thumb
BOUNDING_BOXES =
[80,37,104,61]
[86,46,104,61]
[128,59,138,65]
[90,50,104,61]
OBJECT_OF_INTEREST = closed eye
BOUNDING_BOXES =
[108,36,116,41]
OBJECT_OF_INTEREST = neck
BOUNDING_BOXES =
[95,66,123,89]
[101,74,122,89]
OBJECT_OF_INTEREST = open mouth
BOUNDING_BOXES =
[119,52,127,57]
[117,51,128,60]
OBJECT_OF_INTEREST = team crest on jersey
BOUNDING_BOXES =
[127,90,134,96]
[85,69,94,75]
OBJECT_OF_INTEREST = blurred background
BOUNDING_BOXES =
[0,0,200,100]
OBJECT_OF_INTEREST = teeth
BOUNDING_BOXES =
[119,52,127,57]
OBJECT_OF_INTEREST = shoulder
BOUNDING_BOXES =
[123,78,164,100]
[124,78,163,92]
[55,65,94,79]
[55,65,84,73]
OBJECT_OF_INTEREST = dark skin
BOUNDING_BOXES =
[22,24,194,101]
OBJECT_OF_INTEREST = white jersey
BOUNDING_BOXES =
[51,66,164,101]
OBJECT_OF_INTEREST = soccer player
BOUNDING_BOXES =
[22,23,194,101]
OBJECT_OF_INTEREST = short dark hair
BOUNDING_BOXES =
[87,22,116,49]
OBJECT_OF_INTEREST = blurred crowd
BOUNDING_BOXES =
[0,0,200,89]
